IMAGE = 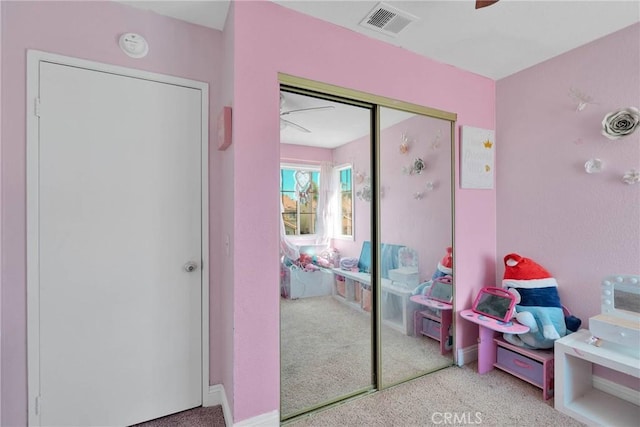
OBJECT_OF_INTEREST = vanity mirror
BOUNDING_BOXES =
[590,274,640,348]
[601,274,640,319]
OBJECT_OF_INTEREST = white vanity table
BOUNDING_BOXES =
[331,268,415,335]
[555,329,640,426]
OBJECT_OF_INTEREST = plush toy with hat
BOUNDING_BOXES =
[502,253,567,349]
[413,247,452,296]
[432,247,453,280]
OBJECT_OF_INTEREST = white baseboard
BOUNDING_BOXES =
[593,375,640,406]
[205,385,279,427]
[206,384,233,427]
[457,344,478,366]
[233,410,280,427]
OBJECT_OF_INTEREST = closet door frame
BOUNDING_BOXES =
[278,73,457,416]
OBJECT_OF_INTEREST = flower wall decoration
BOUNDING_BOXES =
[399,132,411,154]
[622,169,639,185]
[356,184,372,202]
[584,158,603,174]
[413,181,436,200]
[601,107,639,140]
[355,176,384,202]
[431,130,442,150]
[403,158,426,175]
[568,87,596,111]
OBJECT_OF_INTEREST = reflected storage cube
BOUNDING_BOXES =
[336,275,345,297]
[422,317,442,340]
[361,285,371,312]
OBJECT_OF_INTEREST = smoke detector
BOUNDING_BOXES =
[359,2,418,37]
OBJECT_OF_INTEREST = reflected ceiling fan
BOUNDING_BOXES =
[476,0,499,8]
[280,93,335,133]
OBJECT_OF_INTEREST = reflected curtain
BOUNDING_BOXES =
[280,196,299,262]
[315,161,335,245]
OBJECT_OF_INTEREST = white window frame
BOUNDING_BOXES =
[333,163,355,241]
[280,163,321,240]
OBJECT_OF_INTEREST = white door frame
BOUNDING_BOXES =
[25,50,210,426]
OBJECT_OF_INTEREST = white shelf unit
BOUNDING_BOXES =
[555,329,640,427]
[332,269,369,312]
[331,269,414,335]
[380,281,414,335]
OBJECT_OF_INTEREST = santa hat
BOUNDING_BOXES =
[503,253,557,289]
[437,247,453,275]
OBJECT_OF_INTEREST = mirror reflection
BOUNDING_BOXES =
[279,90,372,418]
[379,107,454,387]
[279,90,454,419]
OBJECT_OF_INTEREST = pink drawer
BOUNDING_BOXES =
[496,347,543,387]
[422,318,442,340]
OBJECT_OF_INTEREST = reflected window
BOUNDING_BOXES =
[334,164,354,239]
[280,165,320,236]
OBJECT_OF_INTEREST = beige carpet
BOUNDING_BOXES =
[281,295,453,417]
[287,362,586,427]
[131,405,225,427]
[131,362,585,427]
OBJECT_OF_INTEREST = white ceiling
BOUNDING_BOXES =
[115,0,639,147]
[116,0,640,80]
[280,91,414,148]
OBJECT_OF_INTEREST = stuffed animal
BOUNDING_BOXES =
[413,247,453,296]
[502,253,567,349]
[432,247,453,280]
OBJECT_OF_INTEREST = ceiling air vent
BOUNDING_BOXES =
[359,2,418,37]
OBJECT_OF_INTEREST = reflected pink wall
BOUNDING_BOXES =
[0,2,222,425]
[333,114,453,278]
[332,136,371,260]
[496,23,640,390]
[230,1,495,422]
[280,143,332,165]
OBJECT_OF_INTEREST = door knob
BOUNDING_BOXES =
[184,262,198,273]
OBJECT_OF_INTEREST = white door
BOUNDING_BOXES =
[34,61,203,426]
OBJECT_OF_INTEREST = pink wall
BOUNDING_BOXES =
[0,2,3,422]
[218,2,236,418]
[496,23,640,389]
[1,1,497,424]
[0,2,4,422]
[230,1,495,422]
[0,2,223,425]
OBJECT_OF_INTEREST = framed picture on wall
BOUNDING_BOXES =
[460,126,495,189]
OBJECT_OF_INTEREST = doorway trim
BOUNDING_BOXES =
[25,50,210,426]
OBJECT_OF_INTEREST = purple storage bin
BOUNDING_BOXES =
[496,347,544,387]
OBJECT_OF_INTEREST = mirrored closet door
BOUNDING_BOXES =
[378,107,454,387]
[279,79,456,421]
[279,89,374,419]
